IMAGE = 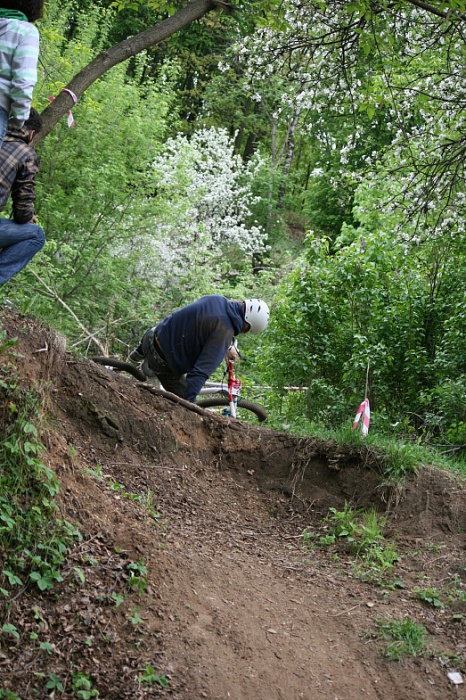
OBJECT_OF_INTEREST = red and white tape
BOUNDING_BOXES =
[249,385,309,391]
[48,88,78,127]
[352,398,370,437]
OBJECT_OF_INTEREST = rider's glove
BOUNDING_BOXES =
[225,345,239,363]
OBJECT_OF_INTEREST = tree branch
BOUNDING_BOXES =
[36,0,233,142]
[30,270,107,355]
[405,0,454,20]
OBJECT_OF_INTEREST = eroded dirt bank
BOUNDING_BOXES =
[1,310,465,700]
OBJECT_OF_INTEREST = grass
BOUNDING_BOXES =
[303,502,402,586]
[374,617,427,661]
[272,408,461,480]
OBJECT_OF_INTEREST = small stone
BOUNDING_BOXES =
[448,671,463,685]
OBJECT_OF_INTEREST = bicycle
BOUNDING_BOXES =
[92,341,268,423]
[195,344,268,422]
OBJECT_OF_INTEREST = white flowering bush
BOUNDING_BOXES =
[123,127,268,296]
[234,0,466,240]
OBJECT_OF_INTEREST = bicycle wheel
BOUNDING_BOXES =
[196,396,268,423]
[91,356,147,382]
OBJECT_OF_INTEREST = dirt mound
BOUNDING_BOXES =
[1,309,466,700]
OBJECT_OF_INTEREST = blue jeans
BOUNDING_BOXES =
[0,218,45,284]
[0,107,8,147]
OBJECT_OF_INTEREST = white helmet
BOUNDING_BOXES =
[244,298,270,334]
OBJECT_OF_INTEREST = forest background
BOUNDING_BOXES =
[7,0,466,461]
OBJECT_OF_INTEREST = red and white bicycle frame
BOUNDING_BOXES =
[199,340,241,417]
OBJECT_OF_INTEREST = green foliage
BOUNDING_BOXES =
[354,542,402,588]
[111,592,126,607]
[127,608,144,626]
[46,674,64,693]
[0,691,22,700]
[103,479,164,523]
[139,665,169,687]
[301,172,355,240]
[73,566,86,584]
[370,439,421,480]
[2,623,20,640]
[304,503,401,585]
[374,618,427,662]
[0,328,81,595]
[6,2,271,356]
[325,505,394,558]
[10,3,185,347]
[110,0,177,12]
[247,157,289,245]
[413,587,444,609]
[126,560,148,593]
[257,198,466,454]
[71,673,99,700]
[323,504,387,555]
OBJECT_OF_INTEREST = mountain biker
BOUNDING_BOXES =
[129,294,270,404]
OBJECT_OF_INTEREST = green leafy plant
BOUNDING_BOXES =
[126,560,148,593]
[322,503,392,557]
[305,503,400,584]
[46,673,64,692]
[40,641,54,655]
[111,592,126,607]
[32,606,46,624]
[85,464,103,480]
[127,608,144,627]
[71,673,99,699]
[130,489,163,522]
[2,623,20,640]
[0,690,22,700]
[107,479,125,494]
[1,570,22,587]
[413,587,444,608]
[0,333,81,595]
[139,664,169,687]
[73,567,86,585]
[29,569,64,592]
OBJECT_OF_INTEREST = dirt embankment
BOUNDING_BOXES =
[1,309,466,700]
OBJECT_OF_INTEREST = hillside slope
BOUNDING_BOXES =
[1,310,466,700]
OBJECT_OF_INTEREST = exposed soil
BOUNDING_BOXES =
[1,309,466,700]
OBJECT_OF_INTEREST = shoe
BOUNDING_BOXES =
[141,359,157,378]
[128,348,144,363]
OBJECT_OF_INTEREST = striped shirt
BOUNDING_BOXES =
[0,127,39,223]
[0,18,39,128]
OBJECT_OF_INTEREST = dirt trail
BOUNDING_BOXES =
[1,310,466,700]
[152,459,465,700]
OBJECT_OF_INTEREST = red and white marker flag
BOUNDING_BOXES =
[48,88,78,127]
[352,398,370,437]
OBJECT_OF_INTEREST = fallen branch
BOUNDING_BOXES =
[30,270,107,355]
[70,320,122,348]
[331,604,360,617]
[138,383,211,417]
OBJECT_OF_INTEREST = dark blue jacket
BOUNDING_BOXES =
[156,295,245,402]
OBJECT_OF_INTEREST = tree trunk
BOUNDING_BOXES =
[35,0,223,143]
[277,108,301,207]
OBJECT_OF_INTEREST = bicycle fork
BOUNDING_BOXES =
[228,361,242,418]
